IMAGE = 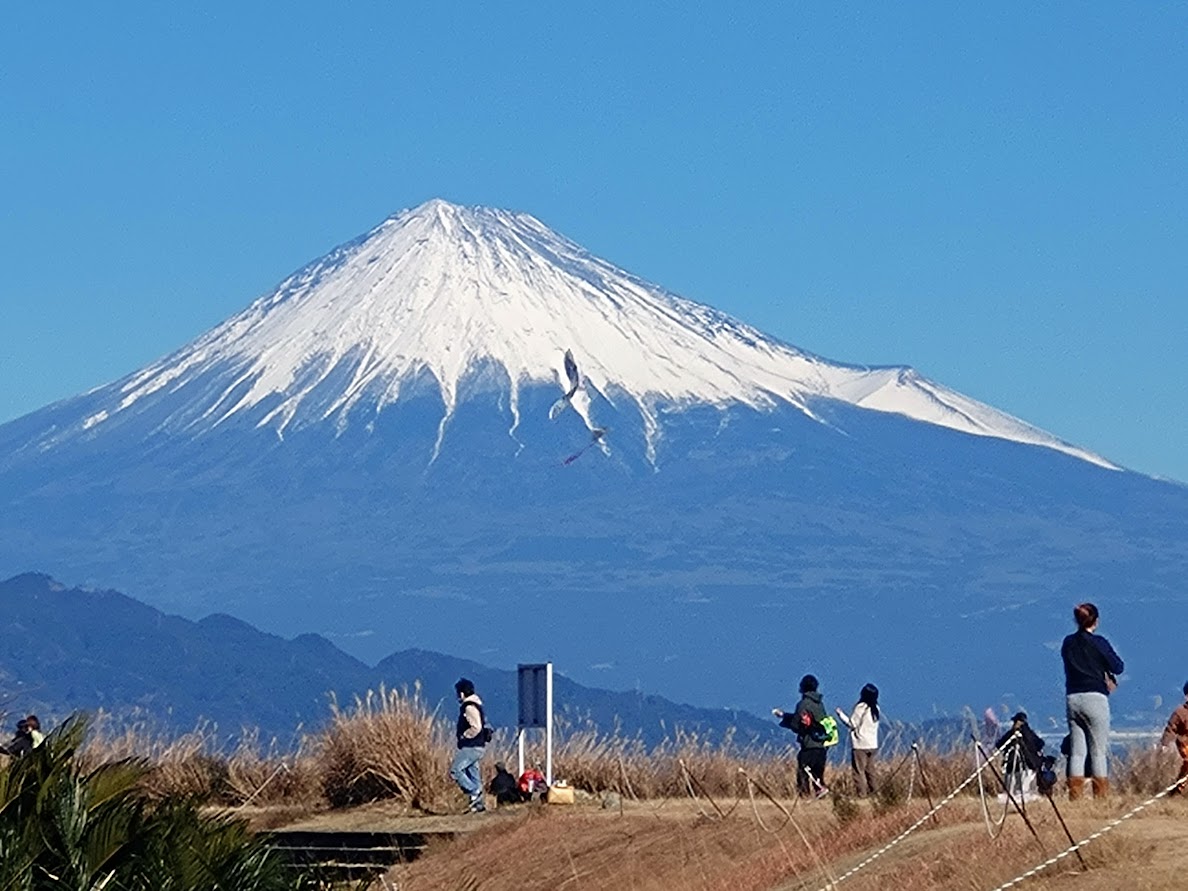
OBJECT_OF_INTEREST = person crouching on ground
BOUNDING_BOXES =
[488,762,522,806]
[774,674,829,798]
[1159,681,1188,795]
[836,683,880,797]
[1060,601,1124,800]
[450,677,489,813]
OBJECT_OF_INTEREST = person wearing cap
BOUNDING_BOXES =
[488,761,522,805]
[1159,682,1188,794]
[995,712,1046,802]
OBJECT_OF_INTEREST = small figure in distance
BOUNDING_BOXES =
[0,719,33,758]
[1060,602,1124,800]
[488,761,523,806]
[836,683,881,797]
[518,763,548,803]
[1158,681,1188,795]
[450,677,490,814]
[25,715,44,749]
[774,674,831,798]
[995,712,1046,802]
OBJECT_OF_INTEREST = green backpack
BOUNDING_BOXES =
[817,715,840,747]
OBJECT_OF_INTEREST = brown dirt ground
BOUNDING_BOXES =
[223,799,488,835]
[364,794,1188,891]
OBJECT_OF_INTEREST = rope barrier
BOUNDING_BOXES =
[912,744,940,821]
[811,731,1020,891]
[676,758,741,820]
[233,761,289,809]
[987,775,1188,891]
[745,772,793,834]
[678,759,714,820]
[970,737,1047,856]
[905,748,917,802]
[882,747,915,784]
[740,768,837,889]
[975,740,1011,838]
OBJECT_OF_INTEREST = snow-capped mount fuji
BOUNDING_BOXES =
[43,198,1107,467]
[2,200,1185,728]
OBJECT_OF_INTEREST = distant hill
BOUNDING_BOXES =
[0,573,778,747]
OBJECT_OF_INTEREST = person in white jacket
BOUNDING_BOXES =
[836,683,881,797]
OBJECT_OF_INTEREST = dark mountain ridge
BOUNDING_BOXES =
[0,572,778,747]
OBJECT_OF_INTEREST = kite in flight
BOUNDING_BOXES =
[548,349,582,420]
[563,427,607,465]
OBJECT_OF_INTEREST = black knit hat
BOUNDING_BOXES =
[799,674,819,694]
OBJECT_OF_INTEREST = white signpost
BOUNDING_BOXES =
[517,662,554,784]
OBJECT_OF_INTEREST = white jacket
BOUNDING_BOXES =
[837,701,879,750]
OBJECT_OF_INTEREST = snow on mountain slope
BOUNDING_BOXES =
[63,199,1111,467]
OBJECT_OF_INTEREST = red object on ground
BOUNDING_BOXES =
[519,768,547,794]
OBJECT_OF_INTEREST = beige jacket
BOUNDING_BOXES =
[460,694,485,740]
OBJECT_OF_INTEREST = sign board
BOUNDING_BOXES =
[517,663,551,728]
[517,662,554,784]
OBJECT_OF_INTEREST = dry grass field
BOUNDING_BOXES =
[379,794,1187,891]
[64,687,1187,890]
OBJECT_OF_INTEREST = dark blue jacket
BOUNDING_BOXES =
[456,696,489,749]
[1061,630,1124,695]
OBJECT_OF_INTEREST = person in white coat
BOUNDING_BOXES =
[836,683,881,797]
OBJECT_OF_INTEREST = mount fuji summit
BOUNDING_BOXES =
[2,200,1186,724]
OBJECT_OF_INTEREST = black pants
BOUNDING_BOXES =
[797,747,827,794]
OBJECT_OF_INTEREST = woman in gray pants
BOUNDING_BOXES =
[1060,602,1124,799]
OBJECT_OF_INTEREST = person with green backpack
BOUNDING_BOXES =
[773,674,837,798]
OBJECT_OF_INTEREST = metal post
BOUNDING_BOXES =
[545,662,554,785]
[517,727,525,779]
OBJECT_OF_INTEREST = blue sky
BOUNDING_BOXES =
[3,4,1185,481]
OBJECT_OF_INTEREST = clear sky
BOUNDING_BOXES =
[3,4,1185,481]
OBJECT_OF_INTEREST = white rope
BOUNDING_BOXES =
[678,759,714,820]
[975,739,1011,839]
[233,761,289,809]
[745,775,792,834]
[813,731,1020,891]
[987,775,1188,890]
[906,750,917,803]
[741,770,838,888]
